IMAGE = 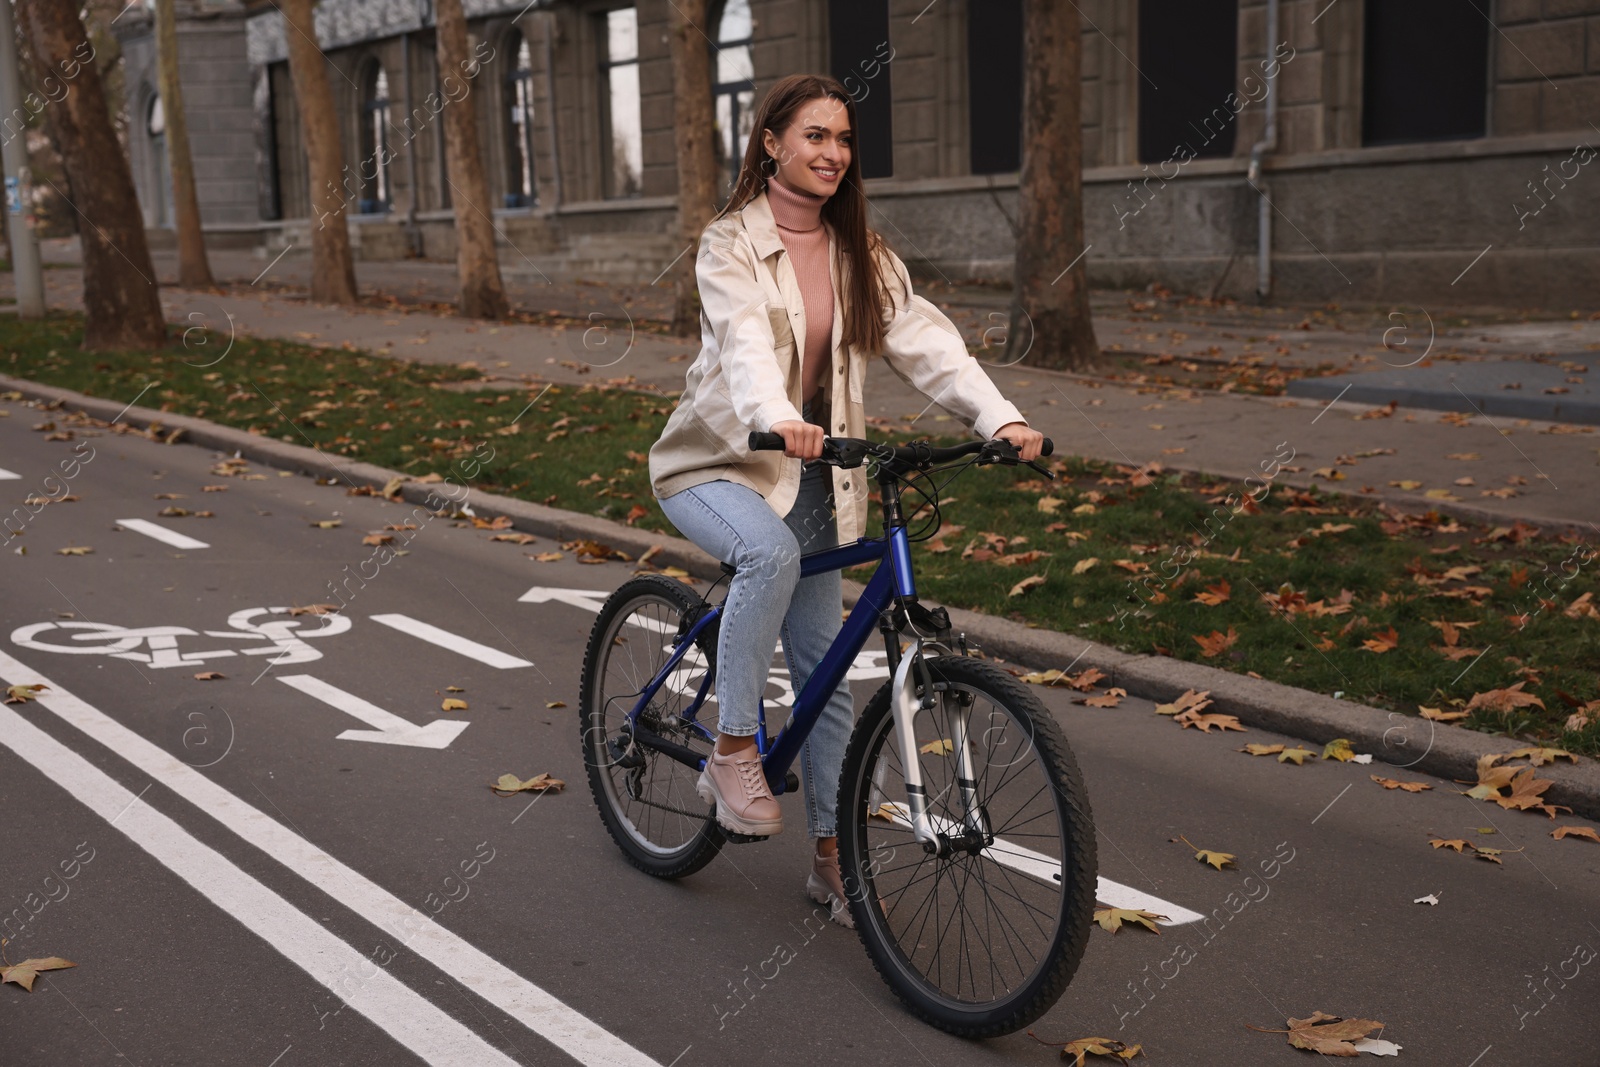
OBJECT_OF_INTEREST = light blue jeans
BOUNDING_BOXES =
[657,463,857,839]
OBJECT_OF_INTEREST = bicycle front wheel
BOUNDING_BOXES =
[837,655,1097,1037]
[579,575,723,878]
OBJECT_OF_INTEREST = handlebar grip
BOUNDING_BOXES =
[1041,438,1054,457]
[749,431,786,451]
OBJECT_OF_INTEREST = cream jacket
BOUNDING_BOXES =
[648,188,1027,542]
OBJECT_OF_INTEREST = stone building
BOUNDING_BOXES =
[114,0,1600,307]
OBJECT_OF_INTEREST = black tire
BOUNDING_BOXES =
[836,655,1097,1037]
[579,575,724,878]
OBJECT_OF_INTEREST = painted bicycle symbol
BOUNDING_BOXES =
[10,607,351,669]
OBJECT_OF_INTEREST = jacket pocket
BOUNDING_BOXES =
[766,305,796,353]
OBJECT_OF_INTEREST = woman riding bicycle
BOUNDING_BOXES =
[648,72,1043,928]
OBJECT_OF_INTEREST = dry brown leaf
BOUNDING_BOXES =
[1008,574,1046,597]
[1465,682,1545,716]
[0,956,76,992]
[441,698,468,711]
[1360,627,1399,654]
[1551,825,1600,843]
[1155,689,1212,716]
[1192,627,1238,658]
[1419,705,1469,722]
[1240,743,1285,756]
[490,773,565,796]
[193,671,225,681]
[1072,557,1100,575]
[287,604,342,616]
[1278,747,1315,765]
[1093,907,1167,934]
[491,532,539,545]
[1175,709,1245,733]
[1078,688,1128,708]
[1193,579,1231,606]
[1371,775,1431,792]
[1246,1011,1386,1056]
[4,683,49,704]
[1430,837,1472,852]
[1503,746,1578,767]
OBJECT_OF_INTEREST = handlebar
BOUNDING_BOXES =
[747,431,1054,475]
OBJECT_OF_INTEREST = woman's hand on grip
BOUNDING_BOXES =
[770,420,824,461]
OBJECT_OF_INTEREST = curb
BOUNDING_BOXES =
[7,371,1599,822]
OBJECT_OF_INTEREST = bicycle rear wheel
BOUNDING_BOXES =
[579,575,723,878]
[837,655,1096,1037]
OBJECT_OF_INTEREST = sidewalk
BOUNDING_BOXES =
[11,240,1600,529]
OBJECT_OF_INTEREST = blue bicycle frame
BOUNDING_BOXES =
[623,525,919,795]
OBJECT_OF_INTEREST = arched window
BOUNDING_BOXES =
[709,0,753,199]
[359,62,392,214]
[504,32,536,208]
[146,93,173,228]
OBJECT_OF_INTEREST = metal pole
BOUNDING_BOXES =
[0,0,44,317]
[1247,0,1280,303]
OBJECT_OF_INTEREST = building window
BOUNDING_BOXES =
[828,0,892,179]
[598,6,642,198]
[1136,0,1238,165]
[505,32,536,208]
[1362,0,1488,146]
[709,0,754,199]
[146,94,173,228]
[359,62,392,214]
[967,0,1022,175]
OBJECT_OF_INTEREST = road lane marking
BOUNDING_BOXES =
[0,705,520,1067]
[519,586,612,612]
[115,518,210,550]
[0,466,20,480]
[0,650,662,1067]
[369,613,533,669]
[277,674,470,749]
[881,808,1205,924]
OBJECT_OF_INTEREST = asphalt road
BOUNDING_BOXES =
[2,409,1597,1066]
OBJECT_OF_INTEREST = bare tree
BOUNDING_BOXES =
[278,0,358,304]
[152,0,213,287]
[434,0,507,319]
[1005,0,1098,370]
[667,0,715,338]
[16,0,165,349]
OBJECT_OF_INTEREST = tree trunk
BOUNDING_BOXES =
[153,0,213,288]
[278,0,357,305]
[434,0,507,319]
[16,0,165,349]
[668,0,715,338]
[1007,0,1098,370]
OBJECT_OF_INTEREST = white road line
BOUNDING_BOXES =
[277,674,471,749]
[0,466,21,480]
[115,518,210,550]
[369,613,533,669]
[0,705,519,1067]
[0,650,661,1067]
[888,809,1205,925]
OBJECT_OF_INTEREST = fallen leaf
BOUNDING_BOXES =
[868,800,910,823]
[1193,580,1231,606]
[1414,893,1439,905]
[1551,825,1600,843]
[1192,627,1238,658]
[1046,1036,1144,1066]
[624,504,649,526]
[4,683,48,704]
[1503,746,1577,767]
[1175,710,1245,733]
[1071,557,1100,575]
[1193,847,1235,870]
[490,773,565,796]
[1361,627,1399,654]
[919,738,954,756]
[1465,682,1544,716]
[287,604,342,616]
[0,956,76,992]
[1371,775,1431,792]
[1093,907,1167,934]
[1079,688,1128,708]
[1240,743,1285,756]
[1008,574,1046,597]
[312,519,341,529]
[1322,738,1358,762]
[533,552,564,562]
[193,671,225,681]
[1419,705,1469,722]
[55,546,93,555]
[1021,667,1105,690]
[445,686,465,692]
[545,700,567,708]
[1278,747,1315,765]
[1154,689,1212,716]
[1430,837,1472,852]
[1037,496,1064,514]
[362,533,394,546]
[490,532,539,545]
[1245,1011,1387,1056]
[441,698,468,711]
[1389,480,1423,490]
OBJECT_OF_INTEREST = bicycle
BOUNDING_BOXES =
[579,432,1097,1037]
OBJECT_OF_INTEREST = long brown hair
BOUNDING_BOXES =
[713,73,898,356]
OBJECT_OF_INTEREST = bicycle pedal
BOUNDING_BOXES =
[721,830,773,844]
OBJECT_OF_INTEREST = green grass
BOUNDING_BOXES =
[6,312,1597,754]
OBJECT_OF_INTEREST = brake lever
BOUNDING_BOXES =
[1026,459,1056,480]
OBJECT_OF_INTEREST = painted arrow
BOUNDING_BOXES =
[517,586,612,612]
[277,675,469,749]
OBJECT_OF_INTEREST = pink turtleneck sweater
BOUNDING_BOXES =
[765,175,834,407]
